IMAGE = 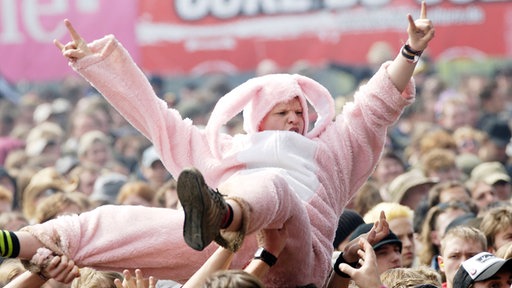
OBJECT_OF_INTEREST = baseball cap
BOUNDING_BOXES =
[90,173,128,205]
[386,169,437,204]
[349,223,402,252]
[453,252,512,288]
[470,161,510,185]
[142,145,162,168]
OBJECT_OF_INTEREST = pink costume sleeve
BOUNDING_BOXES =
[317,61,415,212]
[69,35,223,185]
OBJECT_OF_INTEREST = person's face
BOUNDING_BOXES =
[72,114,97,138]
[375,243,402,275]
[0,177,15,195]
[0,199,11,213]
[400,183,432,210]
[493,181,512,201]
[79,170,99,196]
[471,181,498,210]
[439,186,471,204]
[82,141,110,167]
[440,103,468,132]
[491,225,512,253]
[438,238,484,288]
[259,97,305,134]
[472,269,512,288]
[120,195,152,207]
[142,160,171,188]
[373,157,405,185]
[433,208,468,245]
[389,217,415,268]
[428,167,461,183]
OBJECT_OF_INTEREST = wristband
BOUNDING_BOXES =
[254,247,277,267]
[401,44,423,64]
[333,252,359,278]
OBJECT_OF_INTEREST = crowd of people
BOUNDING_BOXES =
[0,2,510,287]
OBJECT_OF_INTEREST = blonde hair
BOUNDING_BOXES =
[495,242,512,259]
[71,267,123,288]
[440,226,487,255]
[363,202,413,223]
[203,270,264,288]
[453,126,485,148]
[380,266,442,288]
[0,259,26,286]
[77,130,111,158]
[0,211,28,230]
[419,129,457,156]
[420,148,457,176]
[116,181,155,205]
[33,191,91,223]
[479,206,512,250]
[22,167,77,220]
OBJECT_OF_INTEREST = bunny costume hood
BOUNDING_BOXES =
[205,73,335,157]
[207,73,335,136]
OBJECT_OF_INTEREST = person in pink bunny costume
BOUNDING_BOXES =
[2,2,434,287]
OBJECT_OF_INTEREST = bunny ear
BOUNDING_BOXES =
[205,77,263,158]
[294,74,335,138]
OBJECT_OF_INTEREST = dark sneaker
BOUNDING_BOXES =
[177,167,228,251]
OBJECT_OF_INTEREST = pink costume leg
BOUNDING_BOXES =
[220,169,315,274]
[21,205,216,282]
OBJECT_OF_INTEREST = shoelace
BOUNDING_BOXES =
[209,188,227,209]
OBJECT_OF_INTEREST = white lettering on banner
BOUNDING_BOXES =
[0,0,99,44]
[324,0,359,10]
[174,0,209,21]
[175,0,315,21]
[0,0,21,43]
[23,0,67,42]
[174,0,505,21]
[137,5,484,49]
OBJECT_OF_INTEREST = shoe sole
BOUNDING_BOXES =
[177,168,208,251]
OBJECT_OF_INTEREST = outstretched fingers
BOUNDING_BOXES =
[420,1,427,19]
[64,19,83,44]
[54,39,65,51]
[54,19,92,60]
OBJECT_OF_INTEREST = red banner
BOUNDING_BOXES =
[138,0,512,76]
[0,0,138,82]
[1,1,511,82]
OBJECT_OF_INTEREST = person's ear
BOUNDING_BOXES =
[437,255,445,272]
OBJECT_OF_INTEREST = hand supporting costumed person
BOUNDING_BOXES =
[0,2,434,287]
[326,211,389,288]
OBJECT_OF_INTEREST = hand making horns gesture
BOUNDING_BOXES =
[54,19,92,62]
[407,1,435,52]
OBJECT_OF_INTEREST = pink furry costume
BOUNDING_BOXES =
[22,35,414,287]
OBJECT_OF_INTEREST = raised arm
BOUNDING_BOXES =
[244,227,288,279]
[388,1,435,92]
